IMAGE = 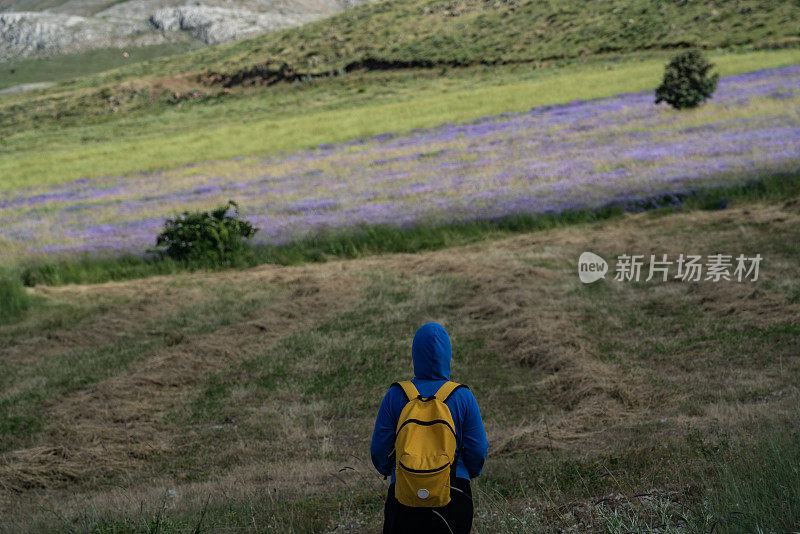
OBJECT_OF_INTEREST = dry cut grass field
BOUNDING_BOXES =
[1,196,798,531]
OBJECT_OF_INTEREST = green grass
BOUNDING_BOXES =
[587,426,800,533]
[703,428,800,533]
[1,0,797,189]
[12,170,800,287]
[0,282,276,453]
[0,43,201,92]
[17,264,800,532]
[29,0,800,89]
[65,490,384,533]
[2,48,799,190]
[2,190,798,530]
[0,0,798,527]
[28,428,799,532]
[0,339,161,451]
[0,275,30,322]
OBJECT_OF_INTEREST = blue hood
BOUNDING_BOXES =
[411,322,451,380]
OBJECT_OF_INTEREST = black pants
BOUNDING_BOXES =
[383,478,473,534]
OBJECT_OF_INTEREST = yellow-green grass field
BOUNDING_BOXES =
[0,43,201,92]
[2,49,799,191]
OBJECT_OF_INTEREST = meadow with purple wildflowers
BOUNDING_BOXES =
[1,65,799,264]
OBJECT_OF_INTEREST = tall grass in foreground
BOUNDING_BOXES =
[586,428,800,534]
[39,428,800,532]
[0,275,30,323]
[11,170,800,287]
[703,429,800,533]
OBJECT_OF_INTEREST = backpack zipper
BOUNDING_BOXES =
[397,418,456,436]
[398,461,450,474]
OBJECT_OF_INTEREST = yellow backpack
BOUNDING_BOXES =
[392,380,465,507]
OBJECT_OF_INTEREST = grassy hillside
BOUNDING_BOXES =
[2,48,799,190]
[3,62,799,277]
[0,43,201,91]
[1,0,798,188]
[1,1,797,530]
[38,0,800,87]
[189,0,800,78]
[1,193,798,531]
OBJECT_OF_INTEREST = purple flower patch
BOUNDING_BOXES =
[1,65,799,261]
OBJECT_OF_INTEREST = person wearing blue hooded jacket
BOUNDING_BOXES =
[371,322,489,533]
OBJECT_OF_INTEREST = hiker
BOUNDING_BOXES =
[371,322,489,534]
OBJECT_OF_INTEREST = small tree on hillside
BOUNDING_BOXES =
[655,50,719,109]
[155,200,258,265]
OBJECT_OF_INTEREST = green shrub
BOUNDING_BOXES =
[655,50,719,109]
[154,201,258,266]
[0,275,30,323]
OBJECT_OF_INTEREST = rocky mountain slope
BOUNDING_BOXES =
[0,0,372,61]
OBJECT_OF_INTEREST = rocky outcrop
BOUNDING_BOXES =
[0,0,378,62]
[149,5,318,45]
[0,11,164,61]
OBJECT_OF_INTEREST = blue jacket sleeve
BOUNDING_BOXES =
[459,389,489,478]
[370,386,399,477]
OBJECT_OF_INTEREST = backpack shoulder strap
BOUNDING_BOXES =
[392,380,420,402]
[434,381,468,402]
